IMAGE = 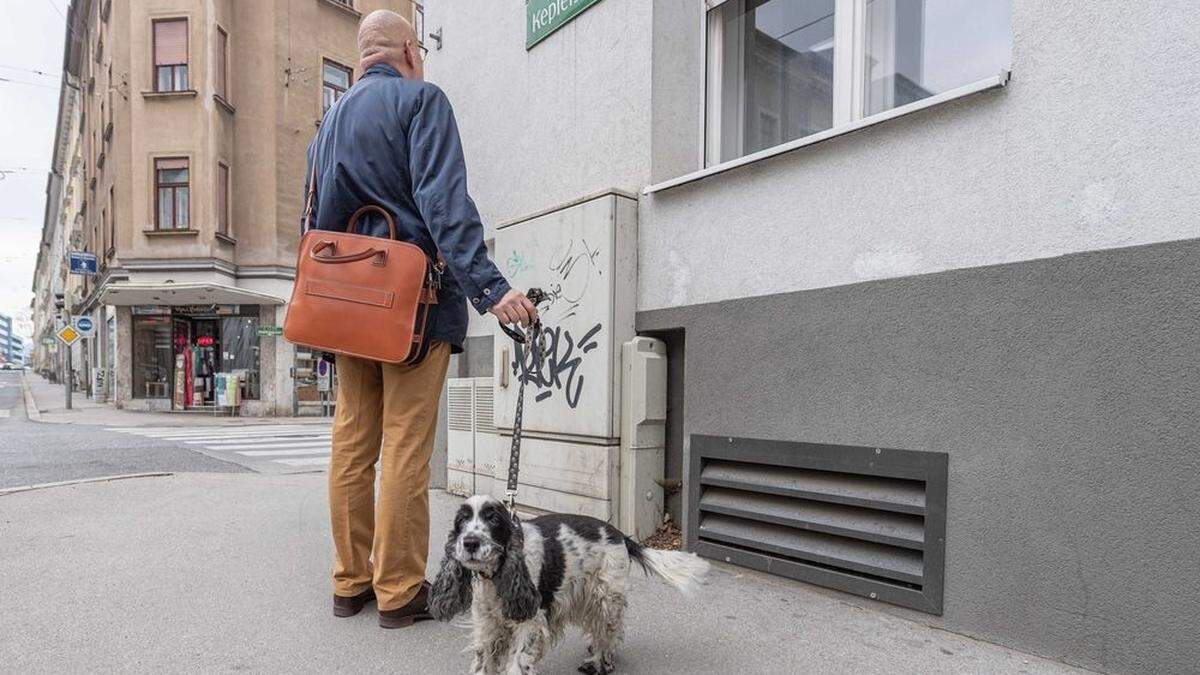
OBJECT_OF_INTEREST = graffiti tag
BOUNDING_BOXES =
[512,322,602,409]
[543,238,601,320]
[506,249,533,276]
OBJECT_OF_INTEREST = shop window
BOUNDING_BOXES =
[220,312,261,400]
[322,59,352,113]
[153,19,189,92]
[704,0,1011,166]
[155,158,190,230]
[132,315,173,398]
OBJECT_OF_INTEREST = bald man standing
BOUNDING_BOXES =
[304,11,538,629]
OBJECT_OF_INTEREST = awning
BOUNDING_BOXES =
[101,282,286,307]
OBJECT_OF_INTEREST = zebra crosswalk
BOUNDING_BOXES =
[105,423,334,471]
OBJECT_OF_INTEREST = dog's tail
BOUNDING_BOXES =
[625,538,710,596]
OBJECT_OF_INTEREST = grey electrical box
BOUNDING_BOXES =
[619,337,667,540]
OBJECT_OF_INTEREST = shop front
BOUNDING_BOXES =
[102,281,290,415]
[130,304,262,410]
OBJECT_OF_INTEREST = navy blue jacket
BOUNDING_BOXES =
[304,64,509,353]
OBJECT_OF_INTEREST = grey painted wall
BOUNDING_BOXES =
[637,238,1200,675]
[642,0,1200,311]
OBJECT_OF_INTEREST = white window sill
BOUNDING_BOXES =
[643,70,1010,195]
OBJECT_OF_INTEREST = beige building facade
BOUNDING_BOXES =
[33,0,413,414]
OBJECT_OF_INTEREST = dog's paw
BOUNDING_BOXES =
[578,659,613,675]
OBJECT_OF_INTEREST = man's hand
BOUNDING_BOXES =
[489,289,540,327]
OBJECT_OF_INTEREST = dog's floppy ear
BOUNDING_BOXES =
[429,529,473,621]
[496,517,540,622]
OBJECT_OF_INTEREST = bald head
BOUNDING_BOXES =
[358,10,423,79]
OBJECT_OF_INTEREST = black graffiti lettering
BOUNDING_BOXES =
[511,322,602,410]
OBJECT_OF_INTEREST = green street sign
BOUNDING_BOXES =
[527,0,604,49]
[257,325,284,337]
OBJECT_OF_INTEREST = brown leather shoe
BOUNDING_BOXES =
[333,587,375,618]
[378,582,434,629]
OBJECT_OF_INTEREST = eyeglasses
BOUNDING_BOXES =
[416,42,429,59]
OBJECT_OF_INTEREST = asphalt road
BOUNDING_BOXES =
[0,371,247,489]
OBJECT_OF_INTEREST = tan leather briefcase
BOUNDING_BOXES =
[284,191,442,364]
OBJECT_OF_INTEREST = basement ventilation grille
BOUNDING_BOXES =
[689,435,947,614]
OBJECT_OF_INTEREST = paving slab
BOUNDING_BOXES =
[0,472,1094,674]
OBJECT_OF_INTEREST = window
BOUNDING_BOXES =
[105,64,114,137]
[704,0,1011,166]
[108,186,116,255]
[220,311,261,400]
[217,162,230,236]
[215,26,229,100]
[322,60,352,112]
[153,19,189,92]
[861,0,1010,116]
[132,315,173,398]
[155,158,190,229]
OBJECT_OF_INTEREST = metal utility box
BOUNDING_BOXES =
[446,376,500,498]
[492,191,638,520]
[620,337,667,540]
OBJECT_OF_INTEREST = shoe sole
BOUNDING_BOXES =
[333,605,363,618]
[378,612,433,629]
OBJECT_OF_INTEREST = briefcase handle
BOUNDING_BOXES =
[310,240,386,265]
[345,204,399,240]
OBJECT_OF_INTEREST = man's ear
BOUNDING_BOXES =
[495,523,540,622]
[405,39,418,68]
[429,533,472,621]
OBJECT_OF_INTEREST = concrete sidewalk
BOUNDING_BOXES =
[0,472,1092,674]
[23,373,328,427]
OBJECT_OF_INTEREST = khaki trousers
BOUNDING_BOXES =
[328,343,450,610]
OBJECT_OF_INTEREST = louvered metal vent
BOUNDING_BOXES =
[474,378,496,434]
[689,435,947,614]
[447,380,474,432]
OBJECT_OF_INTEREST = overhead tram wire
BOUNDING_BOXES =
[0,64,60,79]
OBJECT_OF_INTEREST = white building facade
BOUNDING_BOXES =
[423,2,1200,673]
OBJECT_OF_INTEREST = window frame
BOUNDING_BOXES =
[216,161,231,237]
[154,157,191,230]
[321,58,353,113]
[152,18,190,93]
[215,24,229,102]
[107,185,116,258]
[659,0,1010,193]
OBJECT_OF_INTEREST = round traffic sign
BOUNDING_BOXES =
[75,316,94,332]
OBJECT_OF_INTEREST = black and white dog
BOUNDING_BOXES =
[429,495,709,675]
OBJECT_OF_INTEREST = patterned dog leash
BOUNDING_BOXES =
[497,288,547,515]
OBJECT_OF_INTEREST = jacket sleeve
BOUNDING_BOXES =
[407,84,511,314]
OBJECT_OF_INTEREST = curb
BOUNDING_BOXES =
[20,375,43,423]
[0,472,174,497]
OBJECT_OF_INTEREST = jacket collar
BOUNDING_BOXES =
[364,63,403,78]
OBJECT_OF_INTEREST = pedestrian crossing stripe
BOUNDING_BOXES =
[106,425,333,469]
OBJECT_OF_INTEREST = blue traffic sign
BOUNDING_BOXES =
[74,316,95,335]
[68,251,98,276]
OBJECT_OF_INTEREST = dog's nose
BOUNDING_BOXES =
[462,535,481,554]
